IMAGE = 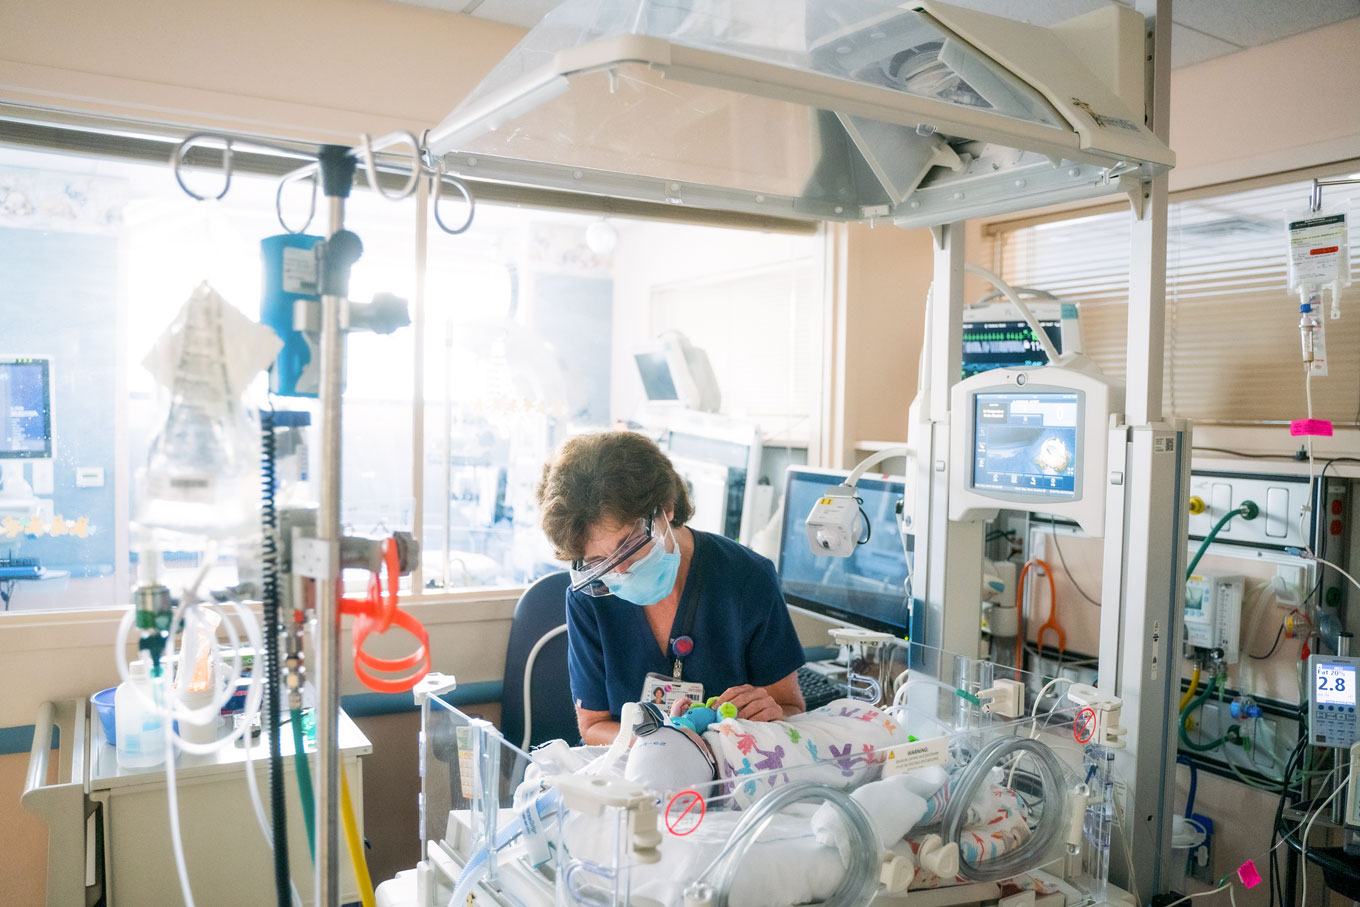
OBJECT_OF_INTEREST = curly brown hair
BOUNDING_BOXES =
[536,431,694,561]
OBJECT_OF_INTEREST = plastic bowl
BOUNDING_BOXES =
[91,687,117,747]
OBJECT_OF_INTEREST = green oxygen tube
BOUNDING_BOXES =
[1178,675,1240,752]
[1187,501,1259,579]
[292,709,317,860]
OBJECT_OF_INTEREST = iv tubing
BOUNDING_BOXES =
[161,679,197,907]
[965,265,1061,364]
[341,765,375,907]
[293,708,318,860]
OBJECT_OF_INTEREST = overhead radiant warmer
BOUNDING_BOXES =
[425,0,1173,227]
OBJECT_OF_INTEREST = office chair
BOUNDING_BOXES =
[499,570,579,751]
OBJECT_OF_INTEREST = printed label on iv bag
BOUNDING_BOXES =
[1287,214,1349,290]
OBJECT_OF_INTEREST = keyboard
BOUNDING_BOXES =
[0,555,40,579]
[797,665,845,710]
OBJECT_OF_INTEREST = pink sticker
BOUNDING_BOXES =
[1291,419,1334,437]
[1238,860,1262,889]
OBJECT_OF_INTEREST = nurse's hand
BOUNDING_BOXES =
[715,684,783,722]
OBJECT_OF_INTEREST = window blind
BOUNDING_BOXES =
[987,176,1360,426]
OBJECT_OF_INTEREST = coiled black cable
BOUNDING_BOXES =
[260,407,291,906]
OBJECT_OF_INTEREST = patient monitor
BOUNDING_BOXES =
[950,358,1121,537]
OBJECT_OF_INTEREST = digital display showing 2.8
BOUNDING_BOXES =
[1316,663,1355,706]
[972,392,1079,498]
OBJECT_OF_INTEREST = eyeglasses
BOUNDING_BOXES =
[569,511,656,596]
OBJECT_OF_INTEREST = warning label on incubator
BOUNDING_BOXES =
[883,737,949,776]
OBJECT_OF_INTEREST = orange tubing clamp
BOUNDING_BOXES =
[340,538,431,693]
[1016,558,1065,677]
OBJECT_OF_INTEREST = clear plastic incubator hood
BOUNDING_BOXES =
[425,0,1173,226]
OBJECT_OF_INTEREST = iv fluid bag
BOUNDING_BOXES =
[139,282,279,536]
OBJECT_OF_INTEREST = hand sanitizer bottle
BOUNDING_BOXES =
[116,660,167,769]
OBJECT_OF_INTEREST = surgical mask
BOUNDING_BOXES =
[602,535,680,606]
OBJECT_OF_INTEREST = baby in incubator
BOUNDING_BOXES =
[618,696,1042,893]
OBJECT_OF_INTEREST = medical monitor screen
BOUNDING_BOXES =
[0,358,52,459]
[777,468,913,636]
[971,391,1079,499]
[1315,663,1356,706]
[634,352,680,402]
[962,319,1062,379]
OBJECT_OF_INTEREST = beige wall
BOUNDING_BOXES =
[1168,17,1360,193]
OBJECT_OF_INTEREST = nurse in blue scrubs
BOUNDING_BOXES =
[536,431,806,746]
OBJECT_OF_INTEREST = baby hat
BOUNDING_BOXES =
[624,702,717,792]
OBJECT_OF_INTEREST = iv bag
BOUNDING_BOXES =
[138,282,281,537]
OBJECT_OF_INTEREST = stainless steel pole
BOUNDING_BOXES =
[317,190,347,907]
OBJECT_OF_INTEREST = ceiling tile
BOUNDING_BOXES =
[1169,23,1239,68]
[467,0,560,28]
[1172,0,1360,47]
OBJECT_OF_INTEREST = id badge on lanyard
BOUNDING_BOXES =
[641,672,704,713]
[639,535,705,714]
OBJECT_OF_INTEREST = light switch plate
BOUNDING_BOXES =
[75,466,105,488]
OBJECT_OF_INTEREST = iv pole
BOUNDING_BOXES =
[170,131,473,906]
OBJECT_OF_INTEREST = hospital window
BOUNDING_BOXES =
[0,139,823,613]
[986,168,1360,427]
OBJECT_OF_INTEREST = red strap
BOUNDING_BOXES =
[339,538,431,693]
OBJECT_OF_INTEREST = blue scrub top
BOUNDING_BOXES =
[565,529,805,719]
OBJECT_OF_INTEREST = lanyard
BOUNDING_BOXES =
[670,533,705,680]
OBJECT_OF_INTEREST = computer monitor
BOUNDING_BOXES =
[634,350,680,402]
[632,332,721,413]
[961,300,1079,379]
[777,466,913,637]
[950,360,1121,537]
[666,421,762,543]
[0,357,52,459]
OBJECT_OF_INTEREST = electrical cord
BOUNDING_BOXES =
[1046,515,1100,606]
[1250,624,1286,660]
[1299,774,1349,907]
[1161,880,1234,907]
[1191,447,1300,460]
[260,406,292,907]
